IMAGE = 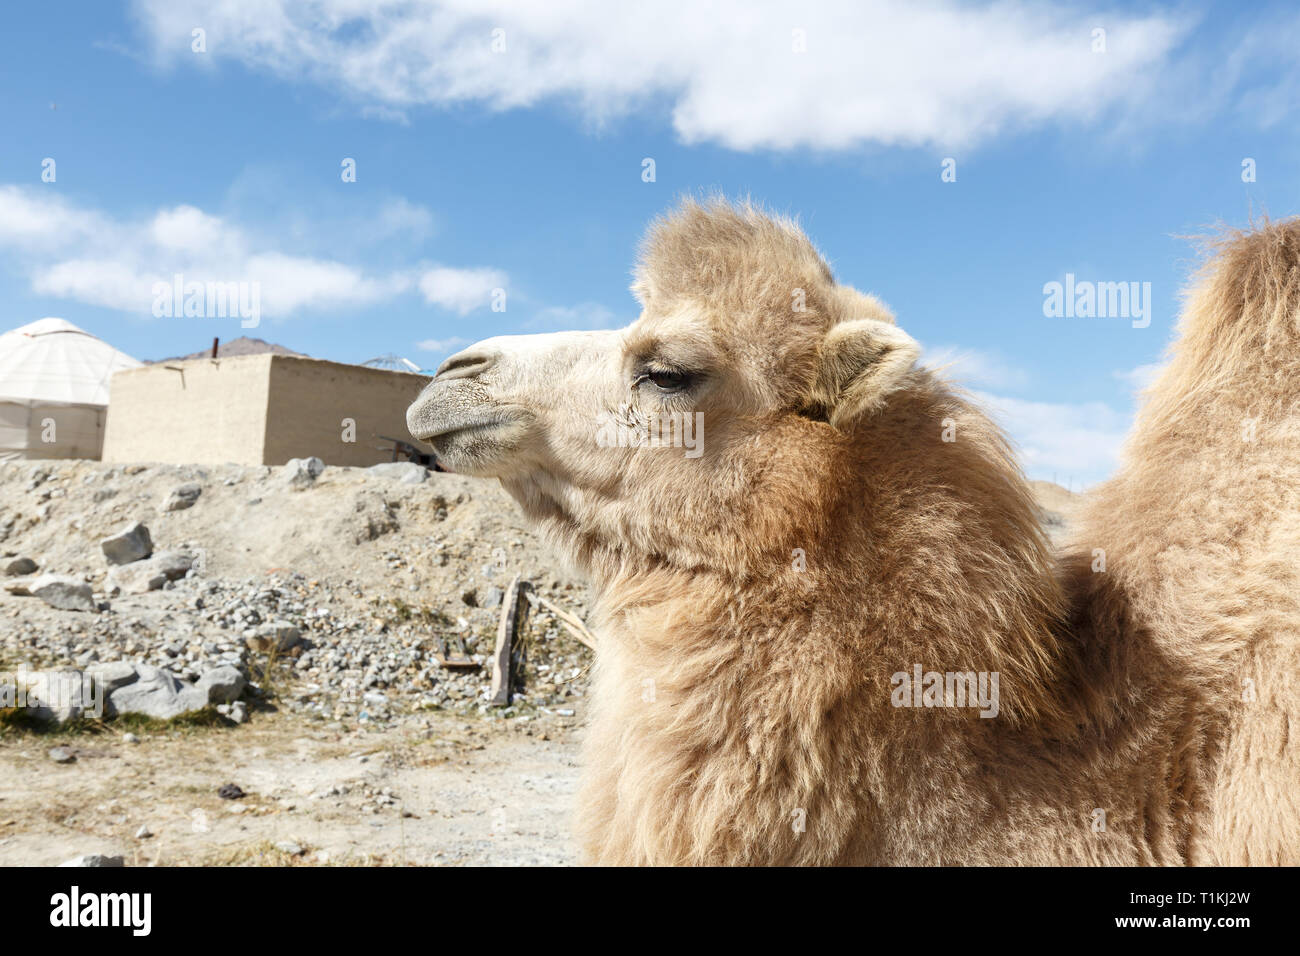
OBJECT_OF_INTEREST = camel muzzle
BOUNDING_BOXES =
[405,377,500,443]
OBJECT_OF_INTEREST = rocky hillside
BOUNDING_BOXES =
[0,458,1079,729]
[0,459,594,726]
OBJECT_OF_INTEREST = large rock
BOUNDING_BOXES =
[29,574,96,612]
[162,482,202,512]
[2,555,38,576]
[366,461,428,485]
[247,621,302,653]
[109,550,196,594]
[106,665,208,720]
[17,669,99,723]
[100,521,153,565]
[87,661,141,694]
[197,665,246,704]
[153,550,196,578]
[112,564,166,594]
[282,457,325,490]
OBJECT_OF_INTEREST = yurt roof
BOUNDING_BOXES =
[0,317,142,406]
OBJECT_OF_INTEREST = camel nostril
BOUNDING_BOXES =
[435,350,498,381]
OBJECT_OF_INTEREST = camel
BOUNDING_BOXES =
[406,199,1300,865]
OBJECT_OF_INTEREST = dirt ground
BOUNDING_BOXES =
[0,709,581,866]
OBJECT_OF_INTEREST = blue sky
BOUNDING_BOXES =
[2,1,1299,486]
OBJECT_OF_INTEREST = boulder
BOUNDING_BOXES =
[109,550,196,594]
[99,521,153,565]
[162,482,202,512]
[247,621,302,653]
[106,665,208,720]
[87,661,141,694]
[197,665,246,704]
[366,461,428,485]
[29,574,95,612]
[2,556,38,576]
[111,564,167,594]
[22,670,100,724]
[282,457,325,490]
[155,549,196,576]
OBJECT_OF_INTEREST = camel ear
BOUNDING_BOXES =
[809,319,920,429]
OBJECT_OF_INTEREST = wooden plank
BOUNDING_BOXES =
[434,653,479,671]
[489,575,527,706]
[434,634,478,670]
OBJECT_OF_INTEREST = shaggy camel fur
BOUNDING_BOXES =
[407,200,1299,865]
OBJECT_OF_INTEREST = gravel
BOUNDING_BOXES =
[0,459,595,729]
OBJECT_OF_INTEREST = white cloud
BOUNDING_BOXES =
[0,185,500,320]
[367,197,435,243]
[149,204,230,253]
[247,253,411,314]
[417,336,470,353]
[32,258,161,313]
[923,344,1030,390]
[0,187,106,245]
[129,0,1191,152]
[526,302,621,331]
[972,390,1130,488]
[418,266,506,314]
[418,301,624,362]
[1113,361,1166,394]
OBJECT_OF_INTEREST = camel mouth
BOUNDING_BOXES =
[410,417,508,443]
[422,419,530,477]
[407,378,497,442]
[406,380,531,476]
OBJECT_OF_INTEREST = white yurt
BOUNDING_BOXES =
[0,318,142,461]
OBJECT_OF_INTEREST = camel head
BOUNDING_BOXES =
[406,199,921,572]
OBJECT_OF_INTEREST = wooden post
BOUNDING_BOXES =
[490,575,529,706]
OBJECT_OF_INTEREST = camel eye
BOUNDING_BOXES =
[647,368,691,392]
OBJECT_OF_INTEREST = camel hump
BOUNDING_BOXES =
[1070,218,1300,864]
[1078,216,1300,649]
[1166,217,1300,400]
[1106,216,1300,481]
